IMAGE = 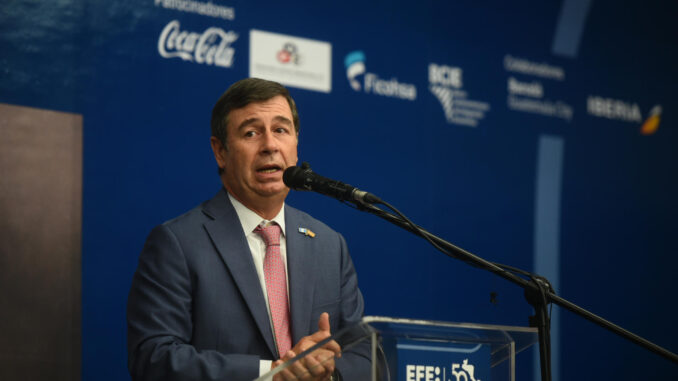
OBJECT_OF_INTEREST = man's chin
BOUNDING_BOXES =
[255,185,289,199]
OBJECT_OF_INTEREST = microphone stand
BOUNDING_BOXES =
[348,199,678,380]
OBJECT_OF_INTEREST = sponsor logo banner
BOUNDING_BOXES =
[504,55,565,81]
[429,63,490,127]
[250,30,332,93]
[345,51,417,101]
[587,95,642,122]
[504,54,572,121]
[154,0,235,21]
[398,338,490,381]
[587,95,662,135]
[640,105,662,135]
[157,20,238,68]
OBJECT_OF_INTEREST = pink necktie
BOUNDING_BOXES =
[254,224,292,357]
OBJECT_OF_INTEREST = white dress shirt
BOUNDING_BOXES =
[227,193,289,375]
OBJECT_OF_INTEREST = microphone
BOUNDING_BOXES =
[283,163,381,204]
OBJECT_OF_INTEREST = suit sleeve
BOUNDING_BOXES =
[334,233,373,380]
[127,224,260,381]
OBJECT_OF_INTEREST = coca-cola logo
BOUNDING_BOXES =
[157,20,238,68]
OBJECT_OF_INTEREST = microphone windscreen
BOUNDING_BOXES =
[283,166,305,189]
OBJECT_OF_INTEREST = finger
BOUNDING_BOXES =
[316,313,342,357]
[304,354,327,379]
[291,332,342,361]
[318,312,331,333]
[272,359,286,381]
[313,350,336,375]
[287,359,313,381]
[291,337,320,358]
[320,338,341,357]
[285,350,320,381]
[282,350,297,361]
[279,366,300,381]
[305,329,331,343]
[273,368,293,381]
[298,336,341,359]
[276,352,301,381]
[298,334,341,358]
[292,329,331,354]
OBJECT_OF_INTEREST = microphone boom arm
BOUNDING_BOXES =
[353,198,678,374]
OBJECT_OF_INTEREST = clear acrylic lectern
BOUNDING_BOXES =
[255,316,538,381]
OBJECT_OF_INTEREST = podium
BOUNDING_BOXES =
[255,316,538,381]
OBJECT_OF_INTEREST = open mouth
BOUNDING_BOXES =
[257,164,282,174]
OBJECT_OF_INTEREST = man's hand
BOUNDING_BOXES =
[272,313,341,381]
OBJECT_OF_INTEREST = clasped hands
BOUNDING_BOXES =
[272,312,340,381]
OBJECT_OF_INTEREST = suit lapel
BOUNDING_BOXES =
[285,206,318,343]
[202,189,277,358]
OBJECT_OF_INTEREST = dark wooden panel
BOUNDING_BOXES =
[0,103,82,381]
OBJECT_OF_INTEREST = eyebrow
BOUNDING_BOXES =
[273,115,293,126]
[236,115,293,131]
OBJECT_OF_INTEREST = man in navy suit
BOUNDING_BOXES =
[127,78,370,380]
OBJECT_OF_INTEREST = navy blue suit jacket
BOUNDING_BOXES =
[127,189,370,380]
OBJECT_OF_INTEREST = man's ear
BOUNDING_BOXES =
[210,136,227,170]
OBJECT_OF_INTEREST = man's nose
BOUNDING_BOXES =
[260,130,279,153]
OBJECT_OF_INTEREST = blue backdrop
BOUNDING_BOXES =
[2,0,677,379]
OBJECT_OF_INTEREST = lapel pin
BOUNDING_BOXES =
[298,227,316,238]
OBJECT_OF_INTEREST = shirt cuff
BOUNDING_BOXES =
[259,359,273,377]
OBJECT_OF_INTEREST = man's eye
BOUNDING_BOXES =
[275,127,289,134]
[244,131,256,137]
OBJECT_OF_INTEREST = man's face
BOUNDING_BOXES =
[212,95,298,209]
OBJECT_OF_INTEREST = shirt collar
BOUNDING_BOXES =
[227,192,286,236]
